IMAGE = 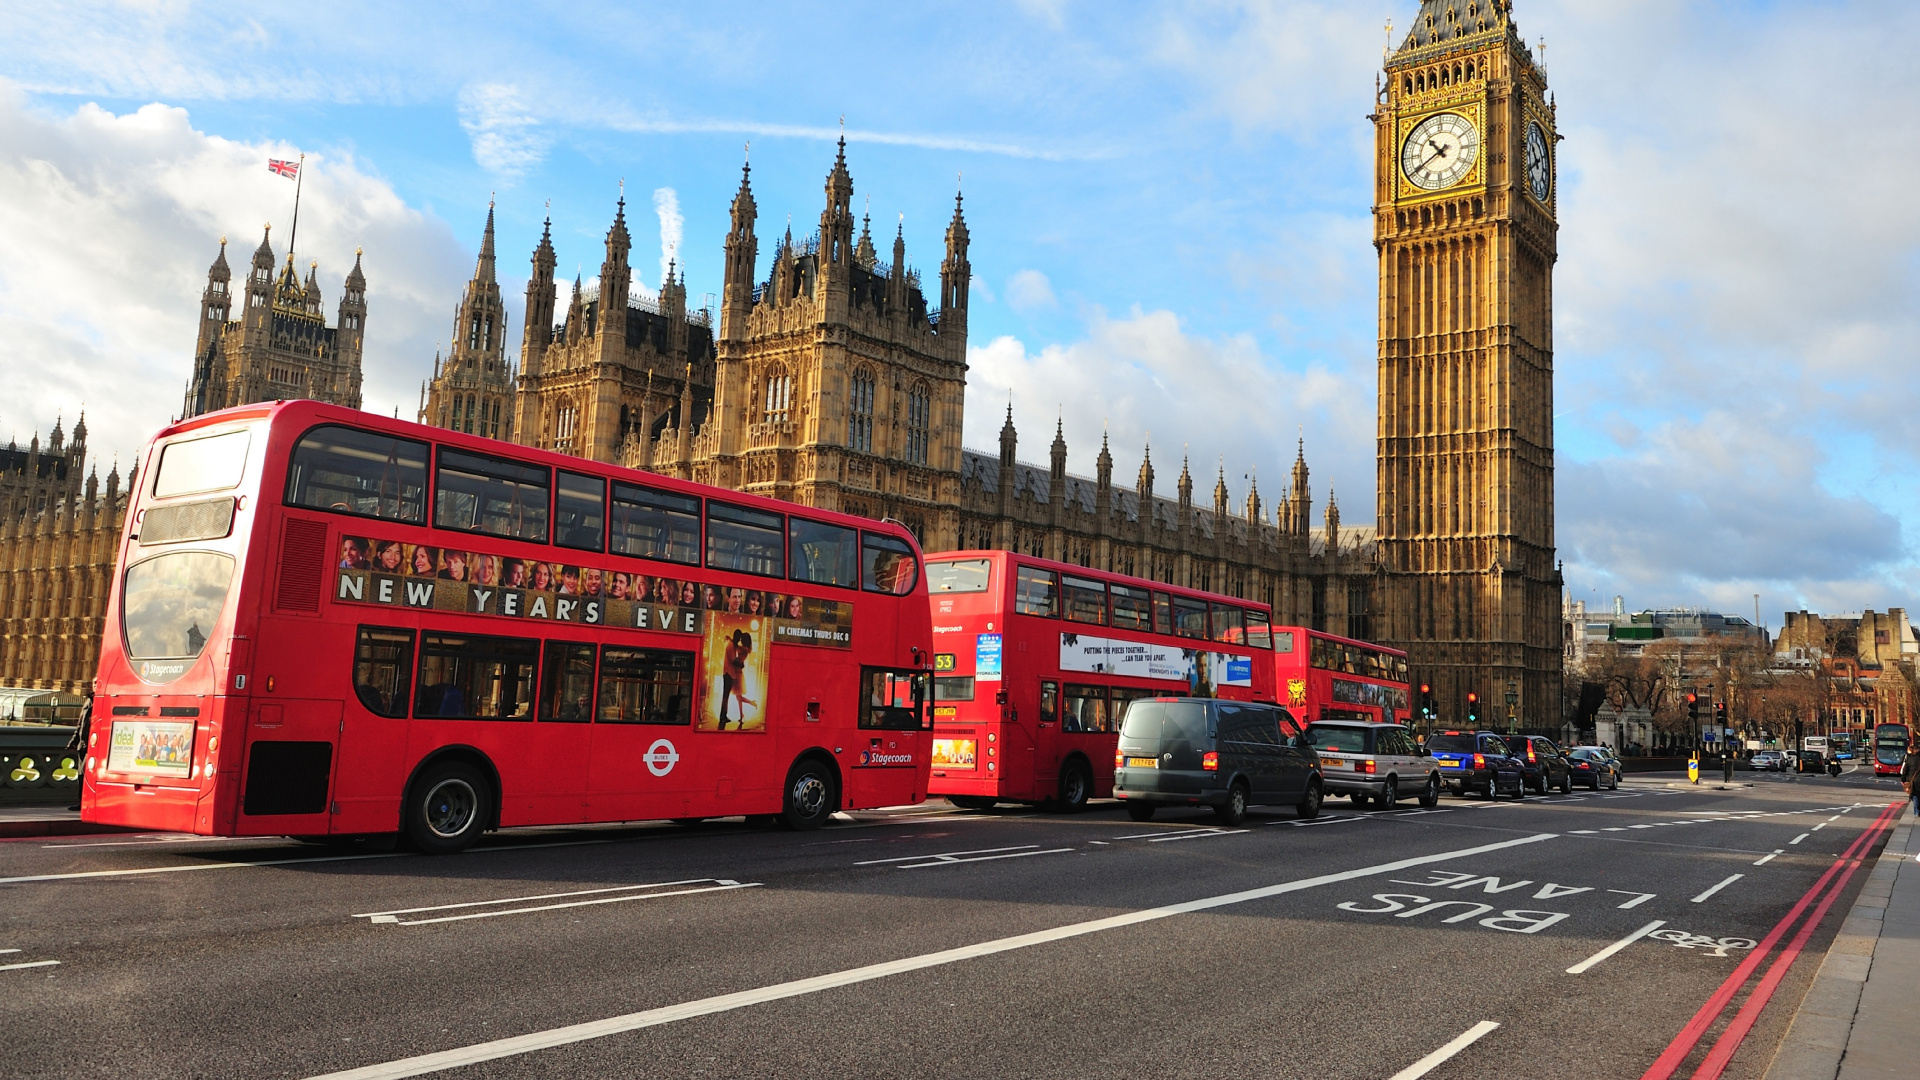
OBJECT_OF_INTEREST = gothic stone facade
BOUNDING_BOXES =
[184,228,367,418]
[0,451,131,695]
[1373,0,1564,727]
[1,415,86,520]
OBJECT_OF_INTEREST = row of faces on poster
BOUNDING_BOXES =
[339,535,810,618]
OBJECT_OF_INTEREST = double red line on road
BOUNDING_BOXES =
[1639,799,1902,1080]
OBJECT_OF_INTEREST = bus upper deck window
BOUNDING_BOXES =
[154,429,251,498]
[789,518,858,587]
[1109,584,1152,631]
[1014,566,1058,617]
[1244,609,1273,649]
[435,448,550,543]
[1171,595,1207,639]
[285,425,428,523]
[610,482,700,565]
[1151,592,1173,635]
[708,502,785,578]
[555,472,606,552]
[861,532,919,596]
[1062,576,1107,626]
[1209,603,1245,645]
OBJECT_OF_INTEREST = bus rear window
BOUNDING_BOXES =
[154,429,250,498]
[435,448,550,543]
[610,482,700,565]
[285,425,428,523]
[934,676,975,701]
[862,532,918,595]
[927,559,991,594]
[121,551,234,670]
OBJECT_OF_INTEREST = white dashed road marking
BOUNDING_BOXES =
[1389,1021,1503,1080]
[1690,874,1744,903]
[1567,919,1668,975]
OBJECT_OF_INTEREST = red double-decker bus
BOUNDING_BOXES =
[1273,628,1411,727]
[922,551,1276,810]
[82,401,933,852]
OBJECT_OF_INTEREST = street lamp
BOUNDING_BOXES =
[1505,681,1519,733]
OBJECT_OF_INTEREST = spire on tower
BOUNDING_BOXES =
[475,200,498,284]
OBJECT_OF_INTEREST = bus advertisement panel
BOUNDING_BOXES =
[1272,628,1411,729]
[1874,723,1909,777]
[83,401,933,851]
[924,551,1275,810]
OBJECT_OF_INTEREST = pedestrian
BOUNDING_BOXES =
[63,690,93,812]
[1901,741,1919,816]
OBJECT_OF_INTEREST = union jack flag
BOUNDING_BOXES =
[268,158,300,179]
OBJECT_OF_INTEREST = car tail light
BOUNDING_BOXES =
[1202,751,1219,771]
[1115,752,1125,768]
[1575,761,1591,770]
[1473,753,1486,769]
[1527,747,1537,763]
[1359,758,1377,775]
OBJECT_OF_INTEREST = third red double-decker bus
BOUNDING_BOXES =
[1873,722,1910,777]
[82,400,932,852]
[1272,627,1411,728]
[922,551,1276,810]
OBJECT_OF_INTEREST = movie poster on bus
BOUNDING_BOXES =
[699,614,770,732]
[107,720,195,779]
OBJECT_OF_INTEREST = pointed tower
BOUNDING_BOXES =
[598,194,632,350]
[185,238,234,417]
[1245,470,1262,525]
[821,136,855,276]
[998,402,1018,469]
[427,204,514,439]
[521,214,558,377]
[938,188,970,351]
[1213,461,1230,518]
[243,225,275,335]
[1095,428,1114,525]
[720,159,758,341]
[338,249,367,409]
[1290,438,1312,539]
[1177,455,1194,535]
[854,207,877,270]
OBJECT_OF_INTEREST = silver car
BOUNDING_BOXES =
[1751,750,1787,772]
[1304,721,1442,810]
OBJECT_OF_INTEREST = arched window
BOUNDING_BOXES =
[848,368,875,453]
[763,368,793,424]
[906,384,931,467]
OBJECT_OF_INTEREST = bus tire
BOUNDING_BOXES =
[778,756,838,831]
[403,760,491,855]
[1053,759,1092,813]
[670,818,707,826]
[949,796,998,811]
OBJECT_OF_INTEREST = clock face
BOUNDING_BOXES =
[1525,121,1552,202]
[1401,112,1480,191]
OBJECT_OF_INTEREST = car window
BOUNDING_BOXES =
[1241,708,1281,746]
[1387,731,1413,756]
[1427,734,1476,753]
[1481,736,1507,754]
[1308,726,1369,753]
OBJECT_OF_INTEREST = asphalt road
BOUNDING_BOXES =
[0,768,1904,1080]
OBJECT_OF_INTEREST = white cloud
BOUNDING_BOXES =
[964,308,1372,516]
[0,83,466,473]
[1004,268,1056,314]
[653,186,683,290]
[458,82,548,179]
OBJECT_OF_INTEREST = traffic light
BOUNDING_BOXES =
[1419,683,1435,724]
[1466,691,1480,726]
[1714,701,1727,726]
[1687,693,1700,722]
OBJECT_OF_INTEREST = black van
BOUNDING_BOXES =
[1113,697,1324,824]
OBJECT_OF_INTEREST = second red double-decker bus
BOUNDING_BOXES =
[1272,628,1411,728]
[82,401,933,852]
[1873,722,1909,777]
[923,551,1276,810]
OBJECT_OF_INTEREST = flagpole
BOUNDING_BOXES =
[287,153,306,262]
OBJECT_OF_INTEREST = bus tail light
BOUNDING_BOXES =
[1202,752,1219,771]
[1473,753,1486,769]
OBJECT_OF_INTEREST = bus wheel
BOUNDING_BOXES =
[405,761,491,855]
[779,757,838,831]
[949,796,998,811]
[1053,761,1091,813]
[670,818,707,826]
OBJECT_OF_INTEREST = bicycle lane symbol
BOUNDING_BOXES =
[1648,929,1756,958]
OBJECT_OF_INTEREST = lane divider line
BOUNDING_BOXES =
[1388,1021,1502,1080]
[854,845,1038,866]
[354,878,737,919]
[1638,800,1900,1080]
[1147,829,1251,842]
[1754,850,1783,866]
[1789,833,1809,845]
[1690,807,1902,1080]
[0,960,61,973]
[362,882,760,926]
[303,833,1559,1080]
[1690,875,1743,904]
[1567,920,1668,975]
[897,848,1074,869]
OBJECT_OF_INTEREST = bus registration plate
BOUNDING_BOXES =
[1126,757,1158,769]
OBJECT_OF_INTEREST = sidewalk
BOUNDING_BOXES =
[0,804,134,838]
[1764,802,1919,1079]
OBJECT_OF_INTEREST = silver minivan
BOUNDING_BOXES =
[1306,721,1442,809]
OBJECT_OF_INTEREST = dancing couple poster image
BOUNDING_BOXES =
[700,614,769,732]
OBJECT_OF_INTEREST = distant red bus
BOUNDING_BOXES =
[83,400,932,852]
[1874,723,1909,777]
[922,551,1276,810]
[1273,628,1411,728]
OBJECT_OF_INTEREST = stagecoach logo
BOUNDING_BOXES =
[858,750,915,767]
[644,739,680,777]
[138,661,189,681]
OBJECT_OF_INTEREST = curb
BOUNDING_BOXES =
[0,818,139,839]
[1761,805,1914,1080]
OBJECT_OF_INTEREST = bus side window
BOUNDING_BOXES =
[610,482,702,565]
[286,425,428,523]
[414,633,538,720]
[1209,603,1245,645]
[790,518,859,587]
[596,646,695,725]
[555,472,606,552]
[1151,592,1173,636]
[1062,685,1110,733]
[1244,609,1273,649]
[352,626,415,719]
[1062,576,1108,626]
[435,447,551,543]
[1171,596,1208,639]
[862,669,928,729]
[539,642,597,722]
[1038,680,1059,727]
[861,532,919,596]
[1016,567,1059,618]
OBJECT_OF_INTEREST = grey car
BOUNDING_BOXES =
[1113,698,1324,825]
[1306,720,1442,809]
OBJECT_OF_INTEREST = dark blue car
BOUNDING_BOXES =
[1425,730,1526,799]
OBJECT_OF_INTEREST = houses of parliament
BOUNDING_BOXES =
[4,0,1562,729]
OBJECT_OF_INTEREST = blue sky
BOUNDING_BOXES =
[3,1,1918,629]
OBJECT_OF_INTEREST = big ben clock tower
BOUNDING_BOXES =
[1375,0,1562,729]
